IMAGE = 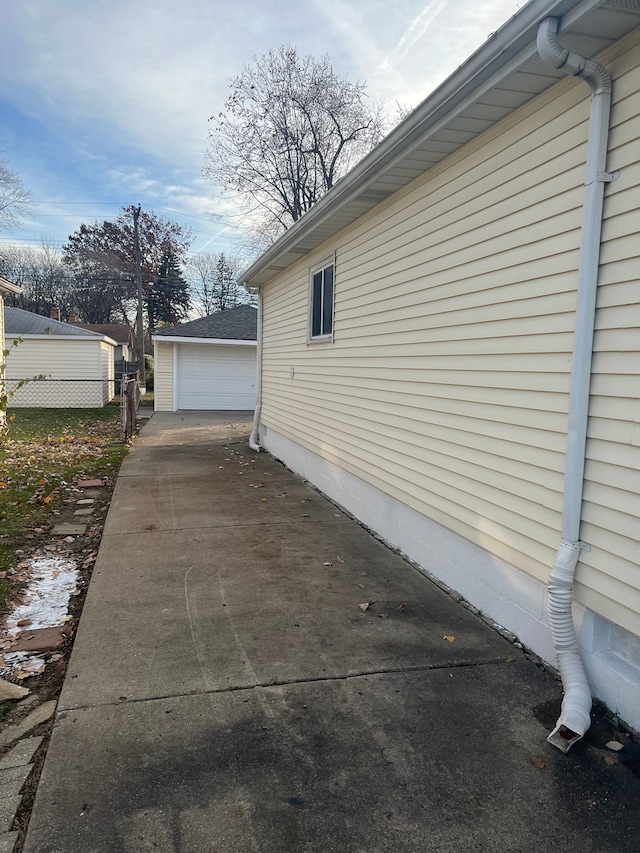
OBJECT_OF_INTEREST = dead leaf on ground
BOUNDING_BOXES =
[606,741,624,752]
[378,613,389,619]
[442,635,456,642]
[323,561,333,567]
[397,602,407,613]
[336,556,344,564]
[528,755,547,769]
[604,754,619,766]
[358,603,370,612]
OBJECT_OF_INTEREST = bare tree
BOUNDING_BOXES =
[0,240,70,315]
[187,252,253,317]
[0,158,33,230]
[205,46,386,241]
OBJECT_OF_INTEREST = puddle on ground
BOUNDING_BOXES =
[0,556,78,679]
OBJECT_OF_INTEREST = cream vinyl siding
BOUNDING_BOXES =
[154,341,174,412]
[5,337,114,407]
[260,36,639,635]
[576,37,640,636]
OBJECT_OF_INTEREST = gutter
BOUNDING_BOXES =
[537,17,617,752]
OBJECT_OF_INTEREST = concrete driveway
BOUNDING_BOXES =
[23,412,640,852]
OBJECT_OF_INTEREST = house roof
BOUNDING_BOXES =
[69,322,133,346]
[241,0,640,289]
[0,276,22,295]
[152,305,257,342]
[4,306,115,343]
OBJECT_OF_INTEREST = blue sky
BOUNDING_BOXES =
[0,0,523,260]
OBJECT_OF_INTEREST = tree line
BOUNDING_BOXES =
[0,205,253,335]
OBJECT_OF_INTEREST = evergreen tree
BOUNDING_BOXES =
[148,247,191,331]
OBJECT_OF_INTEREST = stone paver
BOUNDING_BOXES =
[0,737,43,770]
[0,831,18,852]
[0,764,32,799]
[0,796,21,833]
[0,701,56,747]
[51,523,87,536]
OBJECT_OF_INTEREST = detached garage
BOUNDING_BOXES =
[153,305,257,412]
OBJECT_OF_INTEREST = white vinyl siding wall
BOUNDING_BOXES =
[260,36,640,637]
[5,337,115,407]
[154,341,174,412]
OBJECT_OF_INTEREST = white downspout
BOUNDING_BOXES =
[537,17,617,752]
[249,287,263,452]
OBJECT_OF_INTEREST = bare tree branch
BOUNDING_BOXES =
[205,46,386,241]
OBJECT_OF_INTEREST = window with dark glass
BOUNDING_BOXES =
[310,262,334,339]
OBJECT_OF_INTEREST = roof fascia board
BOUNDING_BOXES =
[241,0,604,287]
[0,278,22,295]
[151,335,257,346]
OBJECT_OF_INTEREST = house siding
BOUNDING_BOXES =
[5,337,113,407]
[260,36,639,638]
[577,38,640,636]
[154,341,174,412]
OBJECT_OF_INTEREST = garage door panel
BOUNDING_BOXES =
[176,343,256,410]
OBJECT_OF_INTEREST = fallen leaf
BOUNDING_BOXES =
[358,603,370,612]
[358,583,365,589]
[378,613,389,619]
[606,741,624,752]
[443,635,456,642]
[336,556,344,564]
[528,755,547,769]
[397,602,407,613]
[261,498,267,502]
[323,561,333,567]
[604,754,618,766]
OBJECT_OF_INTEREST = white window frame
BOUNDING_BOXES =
[308,254,335,343]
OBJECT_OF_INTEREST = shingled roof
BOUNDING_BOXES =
[69,323,133,346]
[4,306,110,339]
[153,305,257,341]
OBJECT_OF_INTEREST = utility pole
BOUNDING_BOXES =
[133,204,146,392]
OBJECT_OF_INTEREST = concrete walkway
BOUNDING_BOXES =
[23,413,640,852]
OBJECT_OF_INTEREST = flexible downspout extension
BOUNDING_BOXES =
[249,287,263,452]
[537,18,616,752]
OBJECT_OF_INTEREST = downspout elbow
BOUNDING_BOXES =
[537,17,611,95]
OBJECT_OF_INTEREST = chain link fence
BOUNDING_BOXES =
[5,378,117,409]
[5,376,142,444]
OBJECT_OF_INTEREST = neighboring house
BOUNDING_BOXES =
[67,316,134,365]
[241,0,640,743]
[4,306,116,408]
[152,305,257,411]
[0,276,22,426]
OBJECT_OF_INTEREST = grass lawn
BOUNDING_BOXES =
[0,406,128,609]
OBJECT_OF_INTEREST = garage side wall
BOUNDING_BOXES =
[154,341,175,412]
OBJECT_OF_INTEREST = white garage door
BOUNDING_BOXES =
[176,343,256,410]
